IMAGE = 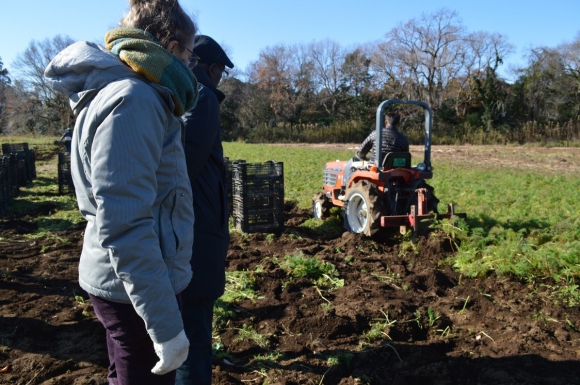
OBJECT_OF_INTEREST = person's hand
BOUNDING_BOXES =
[151,330,189,375]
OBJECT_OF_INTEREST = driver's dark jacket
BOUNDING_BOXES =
[359,125,409,162]
[181,67,229,301]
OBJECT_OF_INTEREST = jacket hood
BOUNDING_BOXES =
[44,41,175,114]
[192,66,225,103]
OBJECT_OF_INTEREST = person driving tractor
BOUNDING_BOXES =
[342,112,409,191]
[357,112,409,161]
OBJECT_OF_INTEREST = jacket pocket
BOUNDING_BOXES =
[158,190,178,259]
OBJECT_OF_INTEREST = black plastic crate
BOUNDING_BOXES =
[7,154,19,198]
[17,159,28,186]
[0,169,8,216]
[27,149,36,180]
[2,142,29,154]
[1,154,19,199]
[232,179,284,209]
[233,210,284,233]
[232,161,284,233]
[224,157,235,216]
[2,143,36,184]
[233,161,283,181]
[58,153,75,195]
[1,144,34,185]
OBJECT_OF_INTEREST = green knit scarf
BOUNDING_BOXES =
[105,27,198,116]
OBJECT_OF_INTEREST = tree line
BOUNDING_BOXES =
[1,9,579,145]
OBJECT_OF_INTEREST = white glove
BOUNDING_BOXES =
[151,329,190,375]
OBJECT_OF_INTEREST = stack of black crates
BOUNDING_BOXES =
[1,142,36,187]
[0,154,19,216]
[58,153,75,195]
[224,157,234,216]
[230,159,284,233]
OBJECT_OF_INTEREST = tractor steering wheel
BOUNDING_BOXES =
[354,150,367,161]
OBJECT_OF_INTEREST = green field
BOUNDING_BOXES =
[223,142,580,306]
[4,139,580,307]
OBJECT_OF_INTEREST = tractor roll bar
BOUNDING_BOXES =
[375,99,432,172]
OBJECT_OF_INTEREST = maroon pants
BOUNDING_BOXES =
[89,293,181,385]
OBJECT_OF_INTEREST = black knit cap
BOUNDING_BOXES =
[191,35,234,69]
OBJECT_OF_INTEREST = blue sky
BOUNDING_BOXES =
[1,0,579,81]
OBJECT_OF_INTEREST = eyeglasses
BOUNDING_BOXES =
[183,47,200,69]
[218,65,229,77]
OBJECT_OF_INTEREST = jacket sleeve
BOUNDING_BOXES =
[90,81,183,343]
[184,88,220,182]
[359,131,375,158]
[397,132,410,152]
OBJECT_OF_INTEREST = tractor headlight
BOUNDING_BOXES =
[416,162,426,171]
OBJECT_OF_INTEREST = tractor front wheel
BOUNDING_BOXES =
[312,192,332,219]
[343,180,384,236]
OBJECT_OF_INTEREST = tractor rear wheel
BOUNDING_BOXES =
[312,192,332,219]
[343,180,384,236]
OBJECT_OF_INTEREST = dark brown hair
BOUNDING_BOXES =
[120,0,196,48]
[385,112,401,126]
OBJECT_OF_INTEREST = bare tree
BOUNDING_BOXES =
[371,39,407,97]
[560,32,580,83]
[383,8,467,113]
[10,35,76,134]
[248,43,313,124]
[0,57,11,134]
[559,32,580,122]
[12,35,75,101]
[514,46,574,124]
[455,31,514,119]
[308,39,346,117]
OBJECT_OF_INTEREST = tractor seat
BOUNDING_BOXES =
[382,152,411,169]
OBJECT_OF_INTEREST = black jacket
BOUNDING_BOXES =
[358,125,409,162]
[182,67,230,301]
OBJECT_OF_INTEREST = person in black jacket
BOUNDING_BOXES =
[342,112,409,190]
[59,127,73,153]
[175,35,233,385]
[357,112,409,161]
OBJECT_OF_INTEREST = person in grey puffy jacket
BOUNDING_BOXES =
[44,0,198,383]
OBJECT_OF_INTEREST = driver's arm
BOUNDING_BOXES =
[358,131,375,159]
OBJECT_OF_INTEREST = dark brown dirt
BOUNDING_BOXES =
[1,145,580,384]
[1,207,580,384]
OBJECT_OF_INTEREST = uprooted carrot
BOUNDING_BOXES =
[0,364,9,373]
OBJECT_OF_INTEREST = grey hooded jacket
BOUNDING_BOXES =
[45,41,195,343]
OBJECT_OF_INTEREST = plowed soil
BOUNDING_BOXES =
[1,145,580,384]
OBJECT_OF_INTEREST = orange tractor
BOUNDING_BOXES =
[312,99,465,236]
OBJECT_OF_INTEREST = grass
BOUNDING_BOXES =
[234,324,270,349]
[4,141,83,231]
[224,142,580,306]
[224,142,354,208]
[214,268,264,333]
[3,136,580,308]
[277,252,343,290]
[364,310,397,342]
[434,164,580,283]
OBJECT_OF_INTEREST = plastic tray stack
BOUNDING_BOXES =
[0,154,18,215]
[4,154,19,200]
[224,157,233,216]
[1,142,36,186]
[0,156,9,216]
[232,160,284,233]
[58,153,75,195]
